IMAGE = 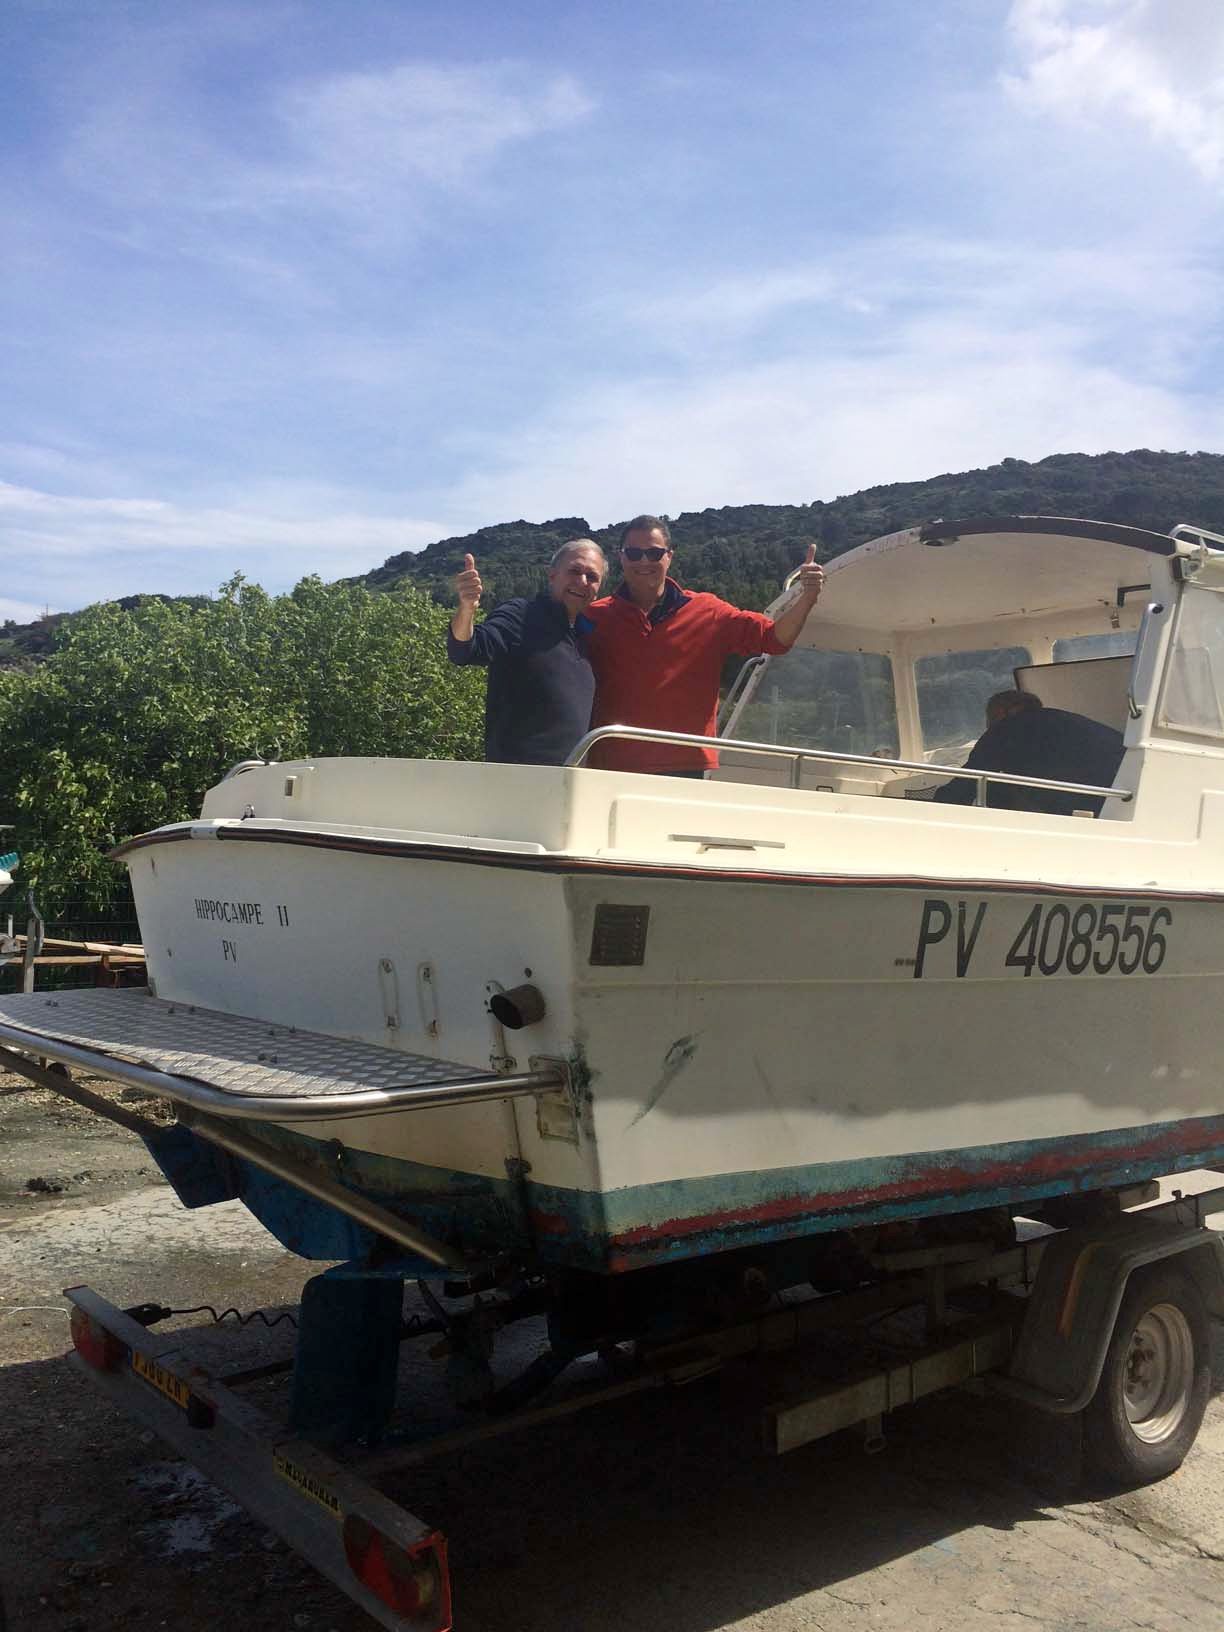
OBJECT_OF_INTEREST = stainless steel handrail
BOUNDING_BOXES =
[0,1023,565,1121]
[716,653,767,730]
[564,725,1133,806]
[0,1048,477,1270]
[1170,523,1224,551]
[1127,600,1165,720]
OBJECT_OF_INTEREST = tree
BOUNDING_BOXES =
[0,577,485,912]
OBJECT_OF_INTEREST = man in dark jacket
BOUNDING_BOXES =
[933,690,1125,815]
[447,539,606,764]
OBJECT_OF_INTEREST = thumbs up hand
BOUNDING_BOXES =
[454,552,483,609]
[795,541,825,602]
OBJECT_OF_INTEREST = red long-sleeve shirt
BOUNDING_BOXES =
[583,580,789,773]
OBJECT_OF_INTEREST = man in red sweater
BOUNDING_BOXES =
[584,514,826,775]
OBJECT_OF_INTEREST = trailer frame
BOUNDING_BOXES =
[7,1038,1224,1628]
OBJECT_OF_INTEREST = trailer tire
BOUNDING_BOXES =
[1084,1263,1210,1486]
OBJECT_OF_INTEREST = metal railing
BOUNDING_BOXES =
[715,654,767,730]
[564,725,1133,807]
[1127,601,1165,719]
[221,758,267,780]
[0,1015,566,1123]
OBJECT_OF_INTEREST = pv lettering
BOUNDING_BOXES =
[914,899,987,979]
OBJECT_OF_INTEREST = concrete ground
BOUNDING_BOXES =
[3,1066,1224,1632]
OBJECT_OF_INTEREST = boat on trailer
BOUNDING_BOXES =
[10,513,1224,1627]
[4,514,1224,1282]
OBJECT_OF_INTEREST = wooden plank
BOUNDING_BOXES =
[36,936,144,954]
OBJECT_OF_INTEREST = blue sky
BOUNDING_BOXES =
[4,0,1224,620]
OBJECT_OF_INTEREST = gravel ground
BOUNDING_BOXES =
[3,1064,1224,1632]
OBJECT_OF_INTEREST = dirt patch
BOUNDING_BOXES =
[0,1065,174,1216]
[0,1060,341,1629]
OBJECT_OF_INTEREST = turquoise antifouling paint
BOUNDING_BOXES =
[142,1106,1224,1274]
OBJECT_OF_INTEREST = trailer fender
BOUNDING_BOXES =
[1000,1217,1224,1414]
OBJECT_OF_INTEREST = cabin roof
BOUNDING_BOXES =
[796,515,1177,637]
[918,515,1177,555]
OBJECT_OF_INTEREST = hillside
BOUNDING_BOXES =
[6,449,1224,666]
[364,449,1224,610]
[0,593,209,670]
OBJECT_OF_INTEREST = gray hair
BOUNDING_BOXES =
[550,537,607,573]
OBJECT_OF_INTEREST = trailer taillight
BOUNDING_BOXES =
[342,1515,451,1627]
[70,1307,125,1372]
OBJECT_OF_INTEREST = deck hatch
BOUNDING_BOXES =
[589,904,650,966]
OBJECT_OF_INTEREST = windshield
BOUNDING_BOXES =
[1053,631,1137,661]
[916,647,1031,755]
[726,648,899,757]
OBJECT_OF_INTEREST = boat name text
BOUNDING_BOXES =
[913,898,1173,979]
[195,896,264,925]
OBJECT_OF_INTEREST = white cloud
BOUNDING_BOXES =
[446,344,1223,531]
[66,59,595,235]
[1004,0,1224,181]
[444,238,1224,527]
[281,63,594,198]
[10,228,1223,612]
[0,596,55,624]
[0,480,444,603]
[604,237,1224,377]
[623,269,841,334]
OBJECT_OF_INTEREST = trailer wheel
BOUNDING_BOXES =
[1084,1263,1210,1486]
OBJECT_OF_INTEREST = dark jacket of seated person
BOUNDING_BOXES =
[933,692,1125,815]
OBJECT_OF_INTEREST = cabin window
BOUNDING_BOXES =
[1053,631,1137,661]
[1159,583,1224,738]
[916,647,1030,755]
[729,648,899,757]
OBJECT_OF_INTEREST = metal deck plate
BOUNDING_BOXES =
[0,987,498,1099]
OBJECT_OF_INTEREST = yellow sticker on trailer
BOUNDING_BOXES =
[131,1349,193,1410]
[273,1452,343,1519]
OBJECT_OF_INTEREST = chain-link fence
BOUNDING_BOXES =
[1,887,142,993]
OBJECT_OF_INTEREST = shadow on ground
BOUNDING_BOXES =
[9,1324,1218,1632]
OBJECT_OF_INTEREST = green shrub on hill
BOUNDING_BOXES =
[359,450,1224,611]
[0,577,483,911]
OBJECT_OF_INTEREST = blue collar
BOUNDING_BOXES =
[615,576,691,624]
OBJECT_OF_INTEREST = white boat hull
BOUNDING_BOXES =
[122,811,1224,1271]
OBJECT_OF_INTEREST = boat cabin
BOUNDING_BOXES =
[710,516,1224,823]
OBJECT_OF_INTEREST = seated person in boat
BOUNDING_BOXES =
[582,515,826,776]
[447,539,607,764]
[933,690,1125,815]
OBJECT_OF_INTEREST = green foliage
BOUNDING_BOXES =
[353,449,1224,612]
[8,451,1224,674]
[0,577,483,912]
[7,445,1224,911]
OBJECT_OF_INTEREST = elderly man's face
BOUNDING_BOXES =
[547,545,605,618]
[620,526,672,596]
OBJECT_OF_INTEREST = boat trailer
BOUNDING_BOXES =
[3,993,1224,1630]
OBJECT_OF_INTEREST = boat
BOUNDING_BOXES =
[5,514,1224,1287]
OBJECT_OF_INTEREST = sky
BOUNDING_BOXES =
[4,0,1224,621]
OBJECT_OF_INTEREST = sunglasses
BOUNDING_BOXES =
[622,545,669,562]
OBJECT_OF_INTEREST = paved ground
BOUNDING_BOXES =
[3,1066,1224,1632]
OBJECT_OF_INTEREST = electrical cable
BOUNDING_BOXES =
[123,1300,298,1330]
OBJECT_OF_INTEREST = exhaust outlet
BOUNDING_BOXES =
[488,983,546,1030]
